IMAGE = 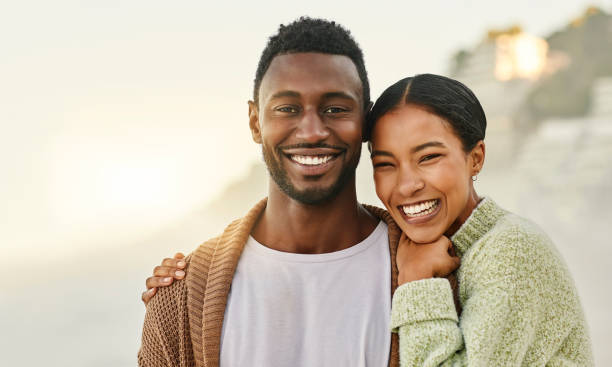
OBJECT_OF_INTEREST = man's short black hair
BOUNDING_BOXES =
[253,16,370,109]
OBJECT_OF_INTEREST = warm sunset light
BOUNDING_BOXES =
[2,2,611,366]
[495,33,548,81]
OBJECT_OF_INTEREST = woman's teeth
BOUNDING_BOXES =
[290,155,334,166]
[401,199,439,217]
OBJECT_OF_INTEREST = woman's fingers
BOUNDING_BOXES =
[161,256,186,269]
[435,256,461,278]
[142,253,187,305]
[142,287,157,305]
[145,274,175,290]
[153,265,186,279]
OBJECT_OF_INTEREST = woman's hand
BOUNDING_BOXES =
[397,233,460,285]
[141,252,186,304]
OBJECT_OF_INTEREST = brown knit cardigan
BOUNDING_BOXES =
[138,198,402,367]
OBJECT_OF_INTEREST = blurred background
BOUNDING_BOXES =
[1,1,611,365]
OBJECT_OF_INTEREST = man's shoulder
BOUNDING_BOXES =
[362,203,401,246]
[187,198,268,264]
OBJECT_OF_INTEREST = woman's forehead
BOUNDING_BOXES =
[371,105,456,145]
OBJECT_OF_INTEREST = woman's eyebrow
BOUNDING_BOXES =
[371,142,445,158]
[370,150,393,159]
[411,141,445,153]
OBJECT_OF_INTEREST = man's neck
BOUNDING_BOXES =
[251,179,378,254]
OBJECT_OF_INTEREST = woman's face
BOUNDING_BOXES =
[370,104,483,243]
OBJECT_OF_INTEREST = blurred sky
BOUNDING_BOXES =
[2,0,610,266]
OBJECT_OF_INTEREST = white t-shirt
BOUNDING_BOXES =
[219,221,391,367]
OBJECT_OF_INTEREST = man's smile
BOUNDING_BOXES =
[280,146,344,175]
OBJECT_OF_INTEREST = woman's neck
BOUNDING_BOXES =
[445,189,482,237]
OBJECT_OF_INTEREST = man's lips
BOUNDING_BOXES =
[281,147,344,173]
[281,147,344,156]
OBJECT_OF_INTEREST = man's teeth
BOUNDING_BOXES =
[290,155,334,166]
[401,200,439,217]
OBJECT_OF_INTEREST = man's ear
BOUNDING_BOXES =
[248,100,262,144]
[362,101,374,143]
[469,140,485,176]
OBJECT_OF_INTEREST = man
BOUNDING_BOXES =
[138,17,403,367]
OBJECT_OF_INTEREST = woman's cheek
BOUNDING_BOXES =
[374,172,397,215]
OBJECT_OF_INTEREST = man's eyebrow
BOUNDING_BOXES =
[370,150,393,159]
[270,90,301,100]
[322,91,356,101]
[411,141,445,153]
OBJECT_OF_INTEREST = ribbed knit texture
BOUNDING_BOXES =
[390,197,594,366]
[138,199,404,367]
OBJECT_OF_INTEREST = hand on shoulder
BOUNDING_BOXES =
[141,252,186,304]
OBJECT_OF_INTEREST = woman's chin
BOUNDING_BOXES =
[394,222,443,243]
[389,211,446,243]
[405,231,444,244]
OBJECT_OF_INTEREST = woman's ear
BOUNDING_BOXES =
[248,101,262,144]
[469,140,485,175]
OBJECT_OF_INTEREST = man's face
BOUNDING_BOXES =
[249,53,365,205]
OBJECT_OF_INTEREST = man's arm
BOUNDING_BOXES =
[139,258,193,367]
[142,253,186,304]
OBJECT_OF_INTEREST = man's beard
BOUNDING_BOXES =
[262,143,360,205]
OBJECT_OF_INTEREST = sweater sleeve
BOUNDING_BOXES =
[391,226,592,367]
[138,276,193,367]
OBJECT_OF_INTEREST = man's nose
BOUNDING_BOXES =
[295,109,330,143]
[396,166,425,196]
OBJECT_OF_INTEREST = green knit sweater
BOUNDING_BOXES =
[390,198,594,366]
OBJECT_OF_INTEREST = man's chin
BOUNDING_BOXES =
[282,185,339,205]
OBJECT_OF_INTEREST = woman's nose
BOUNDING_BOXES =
[396,167,425,196]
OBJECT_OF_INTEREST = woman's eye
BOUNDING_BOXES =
[420,154,441,163]
[373,162,393,169]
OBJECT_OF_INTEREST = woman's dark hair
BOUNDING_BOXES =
[365,74,486,152]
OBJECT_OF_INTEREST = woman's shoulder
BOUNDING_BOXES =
[455,198,555,260]
[488,210,551,248]
[467,204,574,286]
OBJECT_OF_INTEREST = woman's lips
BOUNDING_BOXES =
[398,199,441,224]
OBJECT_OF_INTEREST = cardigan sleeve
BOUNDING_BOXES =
[391,226,592,367]
[138,276,193,367]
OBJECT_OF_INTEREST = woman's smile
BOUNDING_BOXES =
[398,198,441,223]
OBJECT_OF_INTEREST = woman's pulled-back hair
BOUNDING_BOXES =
[366,74,487,152]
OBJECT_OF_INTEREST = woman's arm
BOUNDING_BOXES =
[393,227,592,366]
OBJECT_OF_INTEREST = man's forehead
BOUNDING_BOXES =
[259,53,363,103]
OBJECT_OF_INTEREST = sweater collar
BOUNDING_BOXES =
[450,197,506,256]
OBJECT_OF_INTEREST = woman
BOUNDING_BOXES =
[143,74,593,366]
[366,74,592,365]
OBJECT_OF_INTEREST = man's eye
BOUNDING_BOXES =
[276,106,298,113]
[323,106,347,114]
